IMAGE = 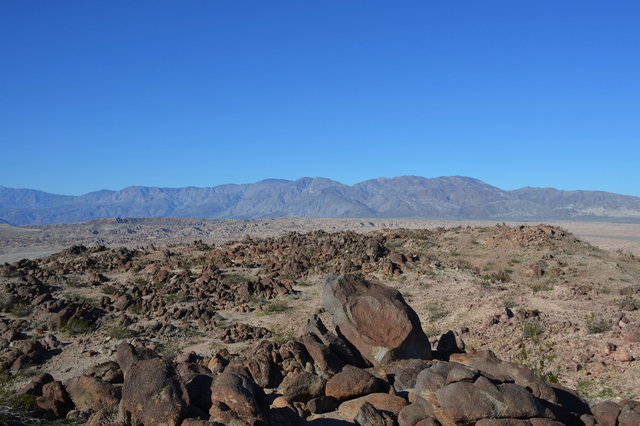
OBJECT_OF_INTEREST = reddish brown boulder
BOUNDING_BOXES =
[322,274,431,366]
[121,358,191,426]
[36,381,74,418]
[338,393,408,420]
[435,377,548,424]
[592,401,622,426]
[209,370,269,425]
[325,365,387,401]
[355,401,397,426]
[65,375,121,411]
[115,342,157,377]
[282,371,326,403]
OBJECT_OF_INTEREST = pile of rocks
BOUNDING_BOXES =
[14,274,640,425]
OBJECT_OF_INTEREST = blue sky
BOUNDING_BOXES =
[1,1,639,196]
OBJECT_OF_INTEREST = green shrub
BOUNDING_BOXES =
[522,318,544,340]
[261,299,289,315]
[164,292,189,303]
[586,314,610,334]
[516,340,558,383]
[502,298,518,309]
[104,324,137,340]
[10,302,32,318]
[101,284,118,295]
[62,318,94,336]
[133,277,148,286]
[425,302,448,322]
[529,281,554,293]
[222,273,250,285]
[65,276,85,288]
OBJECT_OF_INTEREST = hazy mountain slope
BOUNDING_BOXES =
[1,177,639,225]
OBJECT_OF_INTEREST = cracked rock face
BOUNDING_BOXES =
[322,273,432,366]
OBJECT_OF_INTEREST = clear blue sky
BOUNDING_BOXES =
[1,1,639,196]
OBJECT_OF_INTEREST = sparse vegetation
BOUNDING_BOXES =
[101,284,118,295]
[260,299,289,315]
[104,323,137,340]
[10,301,33,317]
[529,281,554,293]
[222,273,250,285]
[133,277,148,286]
[65,276,85,288]
[425,302,448,322]
[164,291,189,303]
[502,298,518,309]
[586,313,610,334]
[522,317,545,340]
[62,318,94,336]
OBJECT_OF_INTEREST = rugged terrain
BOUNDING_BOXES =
[0,224,639,424]
[2,218,640,266]
[3,176,640,225]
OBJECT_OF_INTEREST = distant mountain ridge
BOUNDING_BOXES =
[2,176,640,225]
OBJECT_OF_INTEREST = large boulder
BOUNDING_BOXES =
[121,358,191,426]
[65,375,121,411]
[435,377,548,424]
[36,381,74,418]
[322,274,431,365]
[115,342,157,378]
[325,365,388,401]
[209,370,269,425]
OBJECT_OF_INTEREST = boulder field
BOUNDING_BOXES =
[12,274,640,425]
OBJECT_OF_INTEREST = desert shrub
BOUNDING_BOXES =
[425,302,448,322]
[62,318,94,336]
[10,302,32,318]
[575,379,616,402]
[104,324,137,340]
[522,317,544,340]
[516,341,559,383]
[529,281,554,293]
[128,304,142,315]
[482,271,510,283]
[157,341,180,359]
[101,284,117,295]
[586,314,610,334]
[65,276,85,288]
[502,298,518,309]
[0,369,39,424]
[133,277,148,286]
[261,299,289,315]
[222,273,250,285]
[164,292,189,303]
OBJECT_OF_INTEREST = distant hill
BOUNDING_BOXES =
[2,176,640,225]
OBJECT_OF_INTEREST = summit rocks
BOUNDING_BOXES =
[323,273,432,365]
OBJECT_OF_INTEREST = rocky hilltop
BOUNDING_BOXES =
[2,176,640,225]
[0,224,639,425]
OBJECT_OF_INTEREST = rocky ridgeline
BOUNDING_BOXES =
[3,274,639,425]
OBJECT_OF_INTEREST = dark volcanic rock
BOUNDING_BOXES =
[323,273,431,366]
[209,370,269,425]
[121,358,191,426]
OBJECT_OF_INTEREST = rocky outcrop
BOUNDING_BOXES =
[3,271,639,426]
[323,273,432,365]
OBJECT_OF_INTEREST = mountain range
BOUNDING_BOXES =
[1,176,640,225]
